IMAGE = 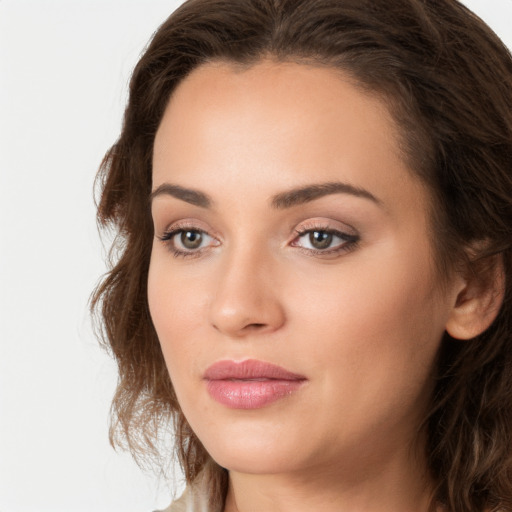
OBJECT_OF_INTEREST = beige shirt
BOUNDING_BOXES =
[158,485,217,512]
[158,489,188,512]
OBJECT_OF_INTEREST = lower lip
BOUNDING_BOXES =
[206,379,305,409]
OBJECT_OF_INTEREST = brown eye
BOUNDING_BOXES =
[309,231,333,249]
[180,230,203,249]
[159,226,219,258]
[292,227,359,255]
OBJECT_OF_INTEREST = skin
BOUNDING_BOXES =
[148,61,466,512]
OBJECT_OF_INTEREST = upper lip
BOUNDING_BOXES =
[204,359,306,381]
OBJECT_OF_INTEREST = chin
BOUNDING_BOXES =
[211,446,303,475]
[197,423,309,475]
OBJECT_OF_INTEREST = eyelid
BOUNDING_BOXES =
[157,218,215,237]
[292,218,358,238]
[289,218,360,256]
[155,217,359,259]
[156,220,221,258]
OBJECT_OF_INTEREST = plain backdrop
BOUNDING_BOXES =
[0,1,511,511]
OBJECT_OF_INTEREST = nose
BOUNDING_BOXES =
[209,246,286,337]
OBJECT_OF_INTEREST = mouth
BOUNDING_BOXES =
[203,359,307,409]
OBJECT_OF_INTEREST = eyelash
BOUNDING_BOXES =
[291,225,359,256]
[158,224,215,259]
[158,224,359,259]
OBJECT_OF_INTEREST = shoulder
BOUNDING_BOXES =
[153,488,189,512]
[153,484,214,512]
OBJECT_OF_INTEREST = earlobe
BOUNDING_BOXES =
[445,254,505,340]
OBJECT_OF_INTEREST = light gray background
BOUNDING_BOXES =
[0,1,511,511]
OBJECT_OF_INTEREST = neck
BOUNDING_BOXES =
[223,438,437,512]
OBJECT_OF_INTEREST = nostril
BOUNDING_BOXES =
[212,321,267,333]
[245,323,267,330]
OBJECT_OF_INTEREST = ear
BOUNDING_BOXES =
[445,253,505,340]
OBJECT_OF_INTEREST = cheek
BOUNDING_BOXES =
[285,242,446,402]
[147,254,208,381]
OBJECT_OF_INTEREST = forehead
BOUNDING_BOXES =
[155,60,400,155]
[152,60,427,217]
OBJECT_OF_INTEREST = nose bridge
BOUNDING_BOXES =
[209,236,285,336]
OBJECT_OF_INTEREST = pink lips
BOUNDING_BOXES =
[204,359,306,409]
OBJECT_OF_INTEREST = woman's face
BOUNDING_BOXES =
[148,61,460,477]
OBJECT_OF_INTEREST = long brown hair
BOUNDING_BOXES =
[91,1,512,510]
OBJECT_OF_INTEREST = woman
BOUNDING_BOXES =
[92,0,512,511]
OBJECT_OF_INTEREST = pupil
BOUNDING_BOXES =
[181,230,202,249]
[310,231,332,249]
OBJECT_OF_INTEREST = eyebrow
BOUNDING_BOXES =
[150,181,381,209]
[150,183,212,208]
[271,182,381,209]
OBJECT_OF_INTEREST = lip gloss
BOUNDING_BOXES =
[204,359,306,409]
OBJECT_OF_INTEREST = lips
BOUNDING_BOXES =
[204,359,307,409]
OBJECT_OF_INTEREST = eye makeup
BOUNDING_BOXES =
[156,217,360,260]
[291,224,359,257]
[157,220,220,259]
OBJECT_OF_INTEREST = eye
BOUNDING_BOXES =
[304,230,335,250]
[177,230,206,250]
[158,227,218,257]
[291,227,359,255]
